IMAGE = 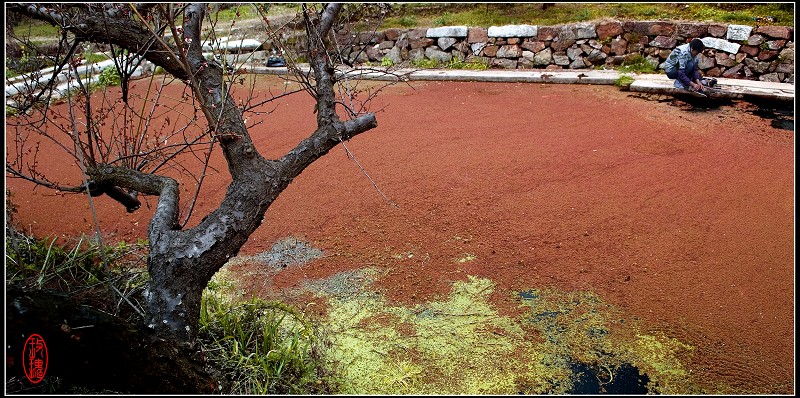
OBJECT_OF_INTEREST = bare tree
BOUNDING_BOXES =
[5,2,380,347]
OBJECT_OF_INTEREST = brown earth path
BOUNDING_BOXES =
[5,76,794,393]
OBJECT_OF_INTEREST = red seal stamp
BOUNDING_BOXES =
[22,334,48,384]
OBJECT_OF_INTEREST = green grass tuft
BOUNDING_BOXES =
[615,74,635,89]
[618,55,657,74]
[198,270,337,394]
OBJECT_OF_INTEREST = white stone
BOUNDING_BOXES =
[426,26,468,38]
[726,24,753,41]
[470,42,487,55]
[488,25,538,38]
[574,22,597,39]
[437,37,457,51]
[217,39,263,52]
[701,37,741,54]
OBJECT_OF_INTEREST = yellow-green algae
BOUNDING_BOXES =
[518,287,698,394]
[312,269,702,394]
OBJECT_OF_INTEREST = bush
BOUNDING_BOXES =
[398,16,417,27]
[97,66,121,87]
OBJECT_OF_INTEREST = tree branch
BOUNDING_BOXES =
[317,3,343,36]
[7,3,190,81]
[278,112,377,183]
[88,164,180,234]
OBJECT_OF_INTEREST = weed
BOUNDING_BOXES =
[198,270,337,394]
[398,16,418,28]
[97,66,122,87]
[412,58,440,68]
[5,43,55,77]
[84,52,109,64]
[615,74,635,89]
[446,59,489,70]
[12,19,60,38]
[5,218,150,324]
[379,4,793,28]
[380,57,394,67]
[433,13,449,27]
[618,55,656,74]
[411,58,489,70]
[212,4,260,21]
[574,8,594,21]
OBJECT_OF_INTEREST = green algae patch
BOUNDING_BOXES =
[304,269,698,394]
[518,288,697,394]
[629,333,696,394]
[319,273,550,394]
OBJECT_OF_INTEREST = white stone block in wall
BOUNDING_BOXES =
[701,37,741,54]
[533,48,553,66]
[488,25,538,38]
[437,37,457,51]
[426,26,468,38]
[574,22,597,39]
[202,38,262,52]
[470,42,487,55]
[522,50,535,61]
[218,39,263,52]
[726,25,753,41]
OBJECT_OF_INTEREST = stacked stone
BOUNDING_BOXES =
[331,20,794,83]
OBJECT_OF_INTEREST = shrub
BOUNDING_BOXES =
[97,66,121,87]
[398,16,417,27]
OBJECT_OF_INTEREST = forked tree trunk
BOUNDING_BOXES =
[9,2,377,344]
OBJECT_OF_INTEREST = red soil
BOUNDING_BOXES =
[6,76,794,393]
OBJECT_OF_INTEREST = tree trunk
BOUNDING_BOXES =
[7,3,378,346]
[6,286,223,394]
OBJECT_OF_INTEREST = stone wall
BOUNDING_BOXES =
[332,20,794,83]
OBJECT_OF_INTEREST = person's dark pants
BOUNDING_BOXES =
[666,58,700,86]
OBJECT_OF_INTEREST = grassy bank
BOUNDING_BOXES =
[381,3,794,28]
[11,3,794,41]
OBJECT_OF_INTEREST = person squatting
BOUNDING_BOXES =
[664,38,717,94]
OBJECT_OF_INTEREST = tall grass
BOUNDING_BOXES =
[198,276,337,394]
[5,229,148,293]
